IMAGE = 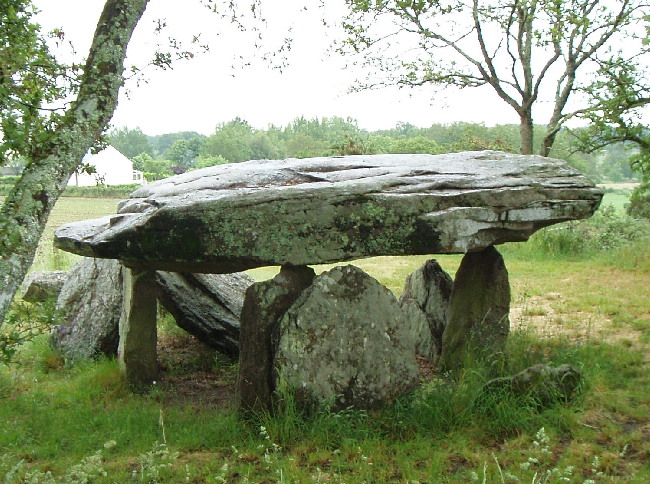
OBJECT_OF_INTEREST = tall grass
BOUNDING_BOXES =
[502,204,650,263]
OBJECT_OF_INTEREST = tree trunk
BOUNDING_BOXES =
[519,112,534,155]
[0,0,150,325]
[540,127,559,158]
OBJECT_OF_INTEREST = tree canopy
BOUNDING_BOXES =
[2,0,649,326]
[122,116,638,184]
[570,55,650,179]
[0,0,69,164]
[339,0,650,157]
[108,127,154,159]
[0,0,274,324]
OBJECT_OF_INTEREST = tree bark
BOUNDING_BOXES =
[0,0,150,325]
[519,111,534,155]
[540,124,560,158]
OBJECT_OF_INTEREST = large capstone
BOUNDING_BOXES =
[52,257,123,360]
[275,265,419,410]
[439,246,511,372]
[399,259,453,362]
[53,152,603,273]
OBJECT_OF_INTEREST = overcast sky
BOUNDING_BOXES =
[32,1,564,136]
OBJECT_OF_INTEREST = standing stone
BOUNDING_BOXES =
[157,272,254,356]
[439,246,511,373]
[22,270,68,303]
[119,268,159,392]
[52,258,123,360]
[399,260,453,362]
[276,265,419,410]
[238,265,316,414]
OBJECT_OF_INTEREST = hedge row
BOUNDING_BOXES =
[0,177,138,198]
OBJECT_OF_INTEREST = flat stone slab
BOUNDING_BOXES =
[54,151,602,272]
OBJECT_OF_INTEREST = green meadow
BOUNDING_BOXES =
[1,193,649,483]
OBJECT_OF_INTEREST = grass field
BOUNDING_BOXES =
[34,197,124,272]
[0,196,123,273]
[1,195,650,482]
[601,192,630,213]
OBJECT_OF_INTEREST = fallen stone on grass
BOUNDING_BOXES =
[157,271,254,357]
[22,270,68,303]
[275,265,419,410]
[52,258,254,361]
[480,363,583,408]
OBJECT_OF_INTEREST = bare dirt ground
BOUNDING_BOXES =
[157,333,441,408]
[157,334,237,409]
[510,292,650,366]
[510,293,616,342]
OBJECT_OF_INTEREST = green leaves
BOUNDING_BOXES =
[0,299,62,365]
[571,55,650,179]
[339,0,649,159]
[0,0,72,164]
[108,127,154,159]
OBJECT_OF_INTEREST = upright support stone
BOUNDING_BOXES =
[118,267,159,391]
[238,265,315,415]
[399,259,453,362]
[439,246,511,373]
[276,265,419,410]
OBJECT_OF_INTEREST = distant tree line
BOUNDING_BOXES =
[108,117,640,183]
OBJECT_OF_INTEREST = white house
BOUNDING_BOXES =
[70,146,144,187]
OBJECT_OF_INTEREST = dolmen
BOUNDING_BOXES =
[54,151,603,409]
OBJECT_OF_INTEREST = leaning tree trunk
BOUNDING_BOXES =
[540,124,561,158]
[0,0,150,325]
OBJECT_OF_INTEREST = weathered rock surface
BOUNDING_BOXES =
[439,246,511,372]
[276,265,419,410]
[157,271,254,356]
[238,265,316,413]
[22,270,68,303]
[399,260,453,362]
[52,258,123,360]
[54,152,603,273]
[480,364,582,407]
